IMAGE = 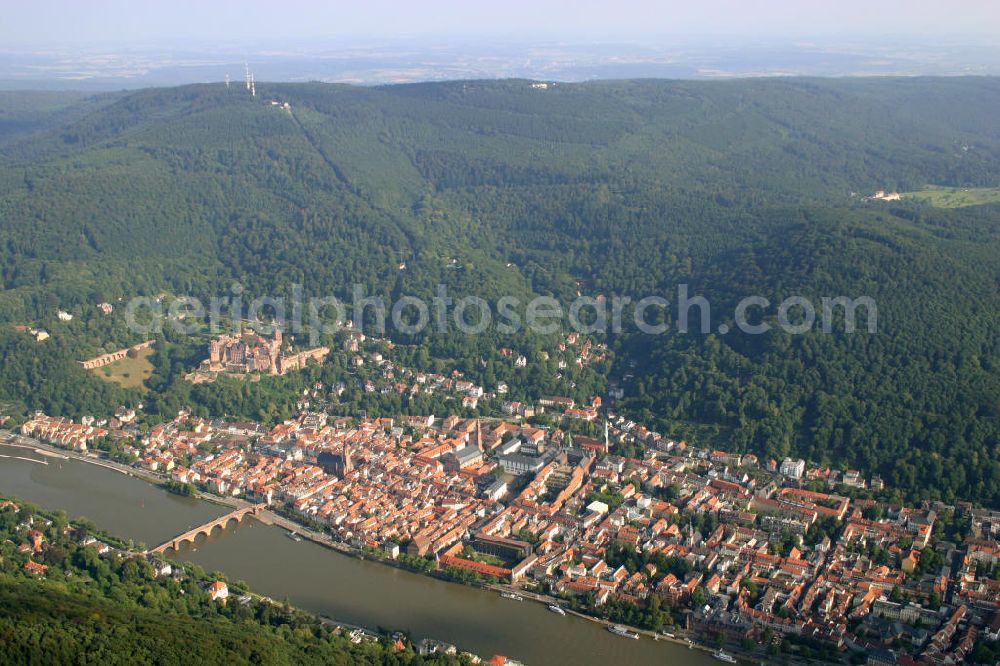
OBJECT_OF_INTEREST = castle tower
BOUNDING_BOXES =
[269,327,283,374]
[209,339,222,365]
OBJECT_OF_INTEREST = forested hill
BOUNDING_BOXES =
[1,77,999,506]
[0,499,469,665]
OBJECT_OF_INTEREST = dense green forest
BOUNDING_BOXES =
[0,77,999,506]
[0,91,120,147]
[0,498,468,664]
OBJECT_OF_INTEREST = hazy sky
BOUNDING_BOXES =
[4,0,999,47]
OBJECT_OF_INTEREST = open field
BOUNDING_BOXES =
[94,346,155,389]
[904,185,1000,208]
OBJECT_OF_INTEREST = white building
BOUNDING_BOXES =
[779,457,806,480]
[207,580,228,602]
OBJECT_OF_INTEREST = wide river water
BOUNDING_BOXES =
[0,445,719,665]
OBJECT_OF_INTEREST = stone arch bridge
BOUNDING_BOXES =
[148,505,263,555]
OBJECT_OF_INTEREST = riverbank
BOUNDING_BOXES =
[0,433,248,511]
[1,433,742,663]
[484,582,714,655]
[0,492,456,665]
[0,441,721,666]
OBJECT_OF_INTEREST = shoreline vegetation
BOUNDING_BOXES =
[0,492,476,665]
[163,479,197,496]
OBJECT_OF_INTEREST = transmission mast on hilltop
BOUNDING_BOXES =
[243,62,257,98]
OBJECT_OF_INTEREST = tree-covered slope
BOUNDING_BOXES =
[0,500,467,665]
[1,77,999,505]
[620,205,1000,504]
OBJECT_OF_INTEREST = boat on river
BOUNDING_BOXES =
[608,625,640,639]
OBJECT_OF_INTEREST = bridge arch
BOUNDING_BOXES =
[149,506,262,555]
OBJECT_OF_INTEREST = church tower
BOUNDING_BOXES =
[342,445,353,476]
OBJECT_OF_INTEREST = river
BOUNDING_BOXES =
[0,445,719,666]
